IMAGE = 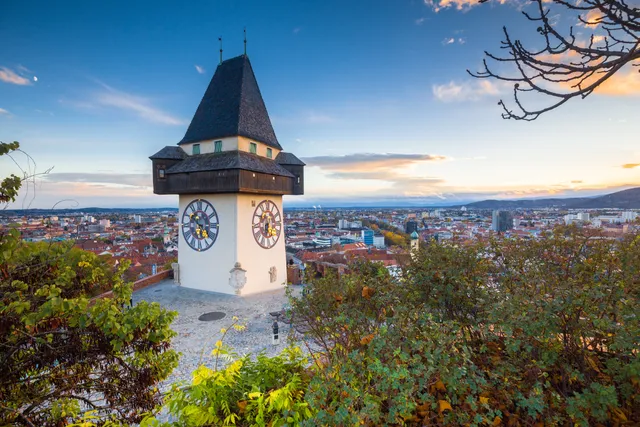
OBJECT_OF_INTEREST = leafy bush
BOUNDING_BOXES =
[0,237,179,426]
[153,322,313,427]
[1,141,179,426]
[291,225,640,426]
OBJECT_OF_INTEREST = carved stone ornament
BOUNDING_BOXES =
[269,266,277,283]
[229,262,247,295]
[171,263,180,285]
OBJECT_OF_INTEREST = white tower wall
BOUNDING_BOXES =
[178,193,286,295]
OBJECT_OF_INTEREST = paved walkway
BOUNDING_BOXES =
[133,280,301,387]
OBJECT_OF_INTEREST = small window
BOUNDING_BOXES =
[193,144,201,155]
[297,176,300,184]
[249,142,257,154]
[266,148,273,159]
[214,140,222,153]
[158,169,166,179]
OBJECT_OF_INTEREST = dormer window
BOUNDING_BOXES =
[249,142,257,154]
[266,148,273,159]
[214,140,222,153]
[193,144,201,155]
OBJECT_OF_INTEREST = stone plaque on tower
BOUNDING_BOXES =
[150,54,304,295]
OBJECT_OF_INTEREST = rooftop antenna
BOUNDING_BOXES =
[219,37,223,65]
[244,27,247,56]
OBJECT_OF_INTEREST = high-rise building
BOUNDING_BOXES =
[150,54,304,295]
[577,212,590,221]
[405,220,418,234]
[361,229,374,246]
[491,210,513,232]
[622,211,638,222]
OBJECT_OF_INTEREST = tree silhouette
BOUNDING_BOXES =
[471,0,639,120]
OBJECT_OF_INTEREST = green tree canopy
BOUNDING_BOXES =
[0,142,179,426]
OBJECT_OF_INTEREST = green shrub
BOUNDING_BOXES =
[291,225,640,426]
[154,324,314,427]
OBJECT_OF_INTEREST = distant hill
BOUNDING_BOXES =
[465,187,640,210]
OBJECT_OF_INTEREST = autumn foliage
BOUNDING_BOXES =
[290,225,640,426]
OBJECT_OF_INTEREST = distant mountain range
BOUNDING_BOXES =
[464,187,640,210]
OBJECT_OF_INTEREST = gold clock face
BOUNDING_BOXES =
[251,199,282,249]
[181,199,219,251]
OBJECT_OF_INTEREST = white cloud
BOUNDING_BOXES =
[304,111,335,124]
[293,27,302,34]
[442,37,465,45]
[44,172,152,187]
[0,67,31,85]
[432,80,504,102]
[195,65,205,74]
[93,83,185,125]
[415,17,426,25]
[303,153,447,175]
[0,108,10,115]
[425,0,509,12]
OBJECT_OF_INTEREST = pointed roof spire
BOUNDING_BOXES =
[178,55,282,150]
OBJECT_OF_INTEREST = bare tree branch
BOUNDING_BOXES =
[470,0,640,120]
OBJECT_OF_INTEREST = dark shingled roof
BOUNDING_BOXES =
[149,146,188,160]
[166,150,295,178]
[275,152,306,166]
[178,55,282,150]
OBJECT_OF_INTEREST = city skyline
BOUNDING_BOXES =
[1,0,639,209]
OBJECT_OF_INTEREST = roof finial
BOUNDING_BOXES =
[244,27,247,56]
[219,37,223,65]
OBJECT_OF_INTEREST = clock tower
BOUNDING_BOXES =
[150,54,305,295]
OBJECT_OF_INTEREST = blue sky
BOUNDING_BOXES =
[1,0,638,208]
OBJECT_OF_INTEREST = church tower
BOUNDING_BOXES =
[410,231,419,259]
[150,55,305,295]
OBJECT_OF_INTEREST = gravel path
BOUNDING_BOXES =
[133,280,303,388]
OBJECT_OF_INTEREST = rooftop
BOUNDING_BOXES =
[165,150,295,177]
[178,55,282,150]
